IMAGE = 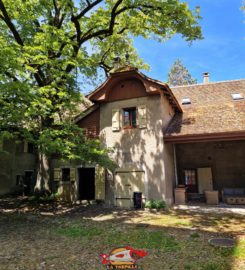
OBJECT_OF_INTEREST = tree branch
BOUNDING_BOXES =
[99,62,111,77]
[4,71,18,82]
[71,14,81,43]
[66,0,124,74]
[52,0,58,14]
[0,0,24,46]
[80,0,124,44]
[76,0,103,20]
[117,27,127,34]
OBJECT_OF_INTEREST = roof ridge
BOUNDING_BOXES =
[171,79,245,88]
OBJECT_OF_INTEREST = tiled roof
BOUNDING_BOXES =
[164,79,245,140]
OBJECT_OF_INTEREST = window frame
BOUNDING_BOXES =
[122,107,137,129]
[183,168,198,193]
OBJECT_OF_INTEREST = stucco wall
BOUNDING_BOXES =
[176,141,245,191]
[100,94,176,205]
[0,140,36,195]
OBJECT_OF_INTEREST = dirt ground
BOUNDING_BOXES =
[0,197,244,270]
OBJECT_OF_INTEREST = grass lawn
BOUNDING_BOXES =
[0,198,244,270]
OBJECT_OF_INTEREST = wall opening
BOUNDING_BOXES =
[62,168,70,182]
[78,168,95,200]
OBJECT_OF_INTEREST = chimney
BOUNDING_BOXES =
[203,72,210,84]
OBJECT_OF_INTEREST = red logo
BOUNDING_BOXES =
[100,246,147,269]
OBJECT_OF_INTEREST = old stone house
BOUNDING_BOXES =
[1,66,245,206]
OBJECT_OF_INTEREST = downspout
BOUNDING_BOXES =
[173,144,178,187]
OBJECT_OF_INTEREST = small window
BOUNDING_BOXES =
[24,141,34,154]
[62,168,70,182]
[16,175,23,186]
[123,107,137,128]
[27,143,34,154]
[184,169,196,185]
[182,98,191,105]
[231,93,244,100]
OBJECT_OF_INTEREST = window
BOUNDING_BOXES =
[112,105,146,131]
[184,169,198,193]
[184,169,196,185]
[23,141,34,154]
[182,98,191,105]
[62,168,70,182]
[123,107,137,128]
[231,93,244,100]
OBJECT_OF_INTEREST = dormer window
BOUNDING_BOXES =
[182,98,191,105]
[231,93,244,100]
[123,107,137,128]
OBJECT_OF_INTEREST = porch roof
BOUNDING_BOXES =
[164,79,245,143]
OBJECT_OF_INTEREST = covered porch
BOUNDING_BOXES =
[173,140,245,205]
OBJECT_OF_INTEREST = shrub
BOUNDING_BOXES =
[145,199,166,210]
[28,192,60,202]
[155,200,166,210]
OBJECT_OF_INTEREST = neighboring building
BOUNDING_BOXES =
[1,67,245,207]
[0,141,36,196]
[165,77,245,200]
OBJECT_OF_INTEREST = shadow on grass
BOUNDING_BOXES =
[0,197,244,270]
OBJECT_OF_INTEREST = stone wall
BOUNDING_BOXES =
[0,140,36,195]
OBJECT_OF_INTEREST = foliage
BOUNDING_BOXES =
[145,199,166,209]
[0,0,202,189]
[28,192,60,202]
[167,59,197,86]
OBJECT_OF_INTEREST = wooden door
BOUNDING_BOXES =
[115,171,145,208]
[197,167,213,194]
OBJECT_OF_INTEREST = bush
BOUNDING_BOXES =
[40,192,60,202]
[145,199,156,209]
[145,199,166,210]
[155,200,166,210]
[28,192,60,203]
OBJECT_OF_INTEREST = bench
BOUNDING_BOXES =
[222,188,245,205]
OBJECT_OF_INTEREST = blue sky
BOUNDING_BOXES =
[134,0,245,83]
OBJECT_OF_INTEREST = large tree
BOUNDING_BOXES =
[0,0,202,193]
[167,59,197,86]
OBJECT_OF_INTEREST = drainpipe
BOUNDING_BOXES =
[173,144,178,186]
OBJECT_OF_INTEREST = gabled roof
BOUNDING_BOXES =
[87,67,182,113]
[164,79,245,143]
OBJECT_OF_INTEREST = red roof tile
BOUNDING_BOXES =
[164,80,245,141]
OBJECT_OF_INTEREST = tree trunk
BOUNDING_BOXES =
[34,152,51,194]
